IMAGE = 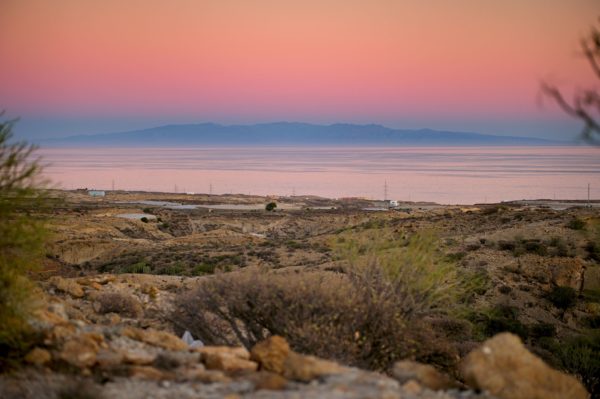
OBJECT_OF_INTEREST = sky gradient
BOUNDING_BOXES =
[1,0,598,140]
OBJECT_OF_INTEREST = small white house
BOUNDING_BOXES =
[389,200,399,207]
[88,190,105,197]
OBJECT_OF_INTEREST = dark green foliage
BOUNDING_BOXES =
[140,216,149,223]
[547,286,578,310]
[475,305,529,340]
[555,332,600,397]
[523,240,547,256]
[498,285,512,294]
[567,218,586,230]
[585,241,600,261]
[498,240,516,251]
[191,263,216,275]
[485,316,528,340]
[530,322,556,338]
[0,117,48,362]
[265,202,277,211]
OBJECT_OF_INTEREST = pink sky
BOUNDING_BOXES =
[0,0,598,139]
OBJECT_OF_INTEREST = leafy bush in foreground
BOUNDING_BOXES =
[0,117,48,363]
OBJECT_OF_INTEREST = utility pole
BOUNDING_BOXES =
[588,183,591,208]
[174,184,178,193]
[384,180,388,201]
[111,179,115,191]
[209,183,213,195]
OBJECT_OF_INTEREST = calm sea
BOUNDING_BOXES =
[37,146,600,205]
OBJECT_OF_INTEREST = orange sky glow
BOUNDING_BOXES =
[0,0,598,138]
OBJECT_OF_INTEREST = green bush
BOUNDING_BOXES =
[480,305,529,339]
[0,117,48,364]
[555,332,600,397]
[265,202,277,211]
[567,218,586,230]
[547,286,578,310]
[121,261,151,274]
[140,216,149,223]
[530,322,557,338]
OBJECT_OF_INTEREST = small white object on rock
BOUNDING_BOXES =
[182,330,204,348]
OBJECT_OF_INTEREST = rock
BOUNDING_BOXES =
[391,360,458,390]
[197,345,256,374]
[24,347,52,366]
[58,333,104,368]
[401,380,423,394]
[282,352,345,382]
[247,371,288,391]
[96,348,125,369]
[203,351,258,374]
[30,305,69,331]
[49,276,84,298]
[129,365,171,381]
[250,336,290,374]
[177,364,231,383]
[550,258,584,290]
[122,327,187,351]
[461,332,588,399]
[121,347,157,365]
[197,346,251,360]
[583,266,600,292]
[45,323,77,345]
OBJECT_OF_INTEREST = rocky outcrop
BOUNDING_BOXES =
[461,332,588,399]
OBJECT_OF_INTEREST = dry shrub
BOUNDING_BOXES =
[174,231,461,371]
[93,292,142,318]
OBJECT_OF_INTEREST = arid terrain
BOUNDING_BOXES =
[2,190,599,398]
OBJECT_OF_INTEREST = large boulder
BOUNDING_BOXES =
[250,336,290,374]
[461,333,588,399]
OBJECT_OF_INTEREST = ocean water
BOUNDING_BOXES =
[37,146,600,205]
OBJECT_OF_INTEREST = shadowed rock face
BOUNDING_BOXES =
[461,333,588,399]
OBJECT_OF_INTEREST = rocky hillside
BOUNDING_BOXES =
[0,274,588,399]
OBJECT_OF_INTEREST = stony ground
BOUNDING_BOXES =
[2,191,598,398]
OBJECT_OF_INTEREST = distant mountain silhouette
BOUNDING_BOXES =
[40,122,564,147]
